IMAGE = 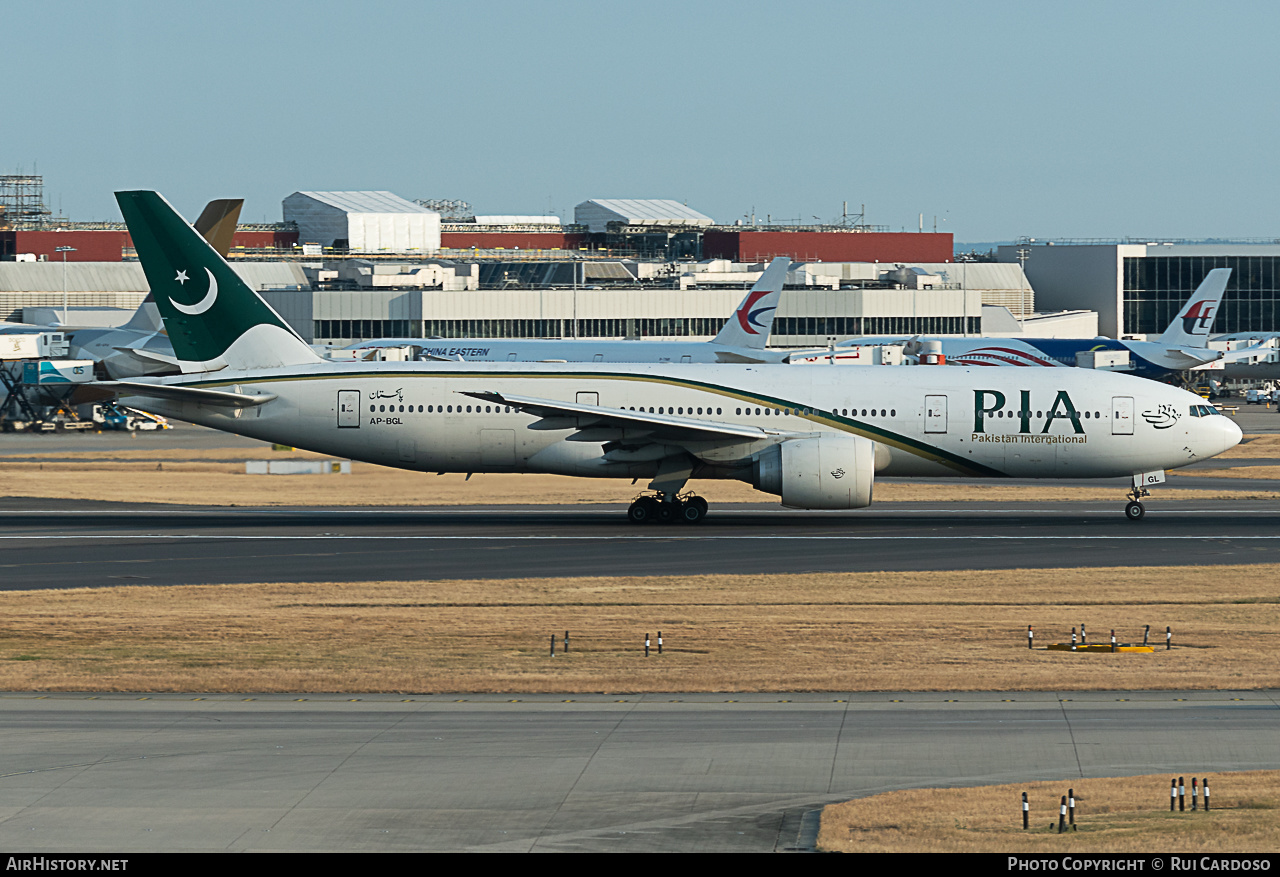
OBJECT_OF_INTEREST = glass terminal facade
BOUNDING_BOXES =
[314,315,982,344]
[1124,255,1280,336]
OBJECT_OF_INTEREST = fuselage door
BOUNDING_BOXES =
[337,389,361,428]
[1112,396,1134,435]
[924,394,947,434]
[577,391,599,406]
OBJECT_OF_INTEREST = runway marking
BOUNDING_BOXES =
[5,534,1280,542]
[1,507,1279,517]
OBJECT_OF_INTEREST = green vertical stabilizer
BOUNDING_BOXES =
[115,191,317,371]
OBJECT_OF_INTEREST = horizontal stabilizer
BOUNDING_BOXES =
[714,351,771,364]
[112,346,182,368]
[1157,347,1223,369]
[96,380,276,408]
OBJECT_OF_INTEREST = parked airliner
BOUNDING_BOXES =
[791,269,1236,380]
[101,191,1241,522]
[345,257,791,365]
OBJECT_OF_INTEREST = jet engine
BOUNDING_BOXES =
[752,434,875,509]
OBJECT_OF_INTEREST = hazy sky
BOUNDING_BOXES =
[8,0,1277,242]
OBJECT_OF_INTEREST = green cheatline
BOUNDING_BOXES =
[170,367,1004,478]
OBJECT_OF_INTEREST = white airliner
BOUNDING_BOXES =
[101,191,1242,522]
[345,257,792,365]
[789,269,1238,380]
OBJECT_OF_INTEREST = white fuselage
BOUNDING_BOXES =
[345,337,788,364]
[124,361,1240,487]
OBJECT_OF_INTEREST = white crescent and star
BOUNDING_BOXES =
[171,267,219,315]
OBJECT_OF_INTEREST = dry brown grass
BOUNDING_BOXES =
[819,770,1280,853]
[2,564,1278,693]
[1174,465,1280,480]
[1221,434,1280,459]
[0,434,1273,506]
[0,458,1273,507]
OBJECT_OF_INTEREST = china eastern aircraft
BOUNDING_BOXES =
[345,257,792,365]
[101,191,1242,522]
[791,269,1235,380]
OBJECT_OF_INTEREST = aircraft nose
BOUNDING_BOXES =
[1221,416,1243,454]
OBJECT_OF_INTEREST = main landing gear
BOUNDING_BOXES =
[627,493,709,525]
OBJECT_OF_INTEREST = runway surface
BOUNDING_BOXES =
[2,415,1277,587]
[0,691,1275,852]
[3,496,1280,588]
[1,420,1277,852]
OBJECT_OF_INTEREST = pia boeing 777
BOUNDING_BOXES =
[101,191,1241,522]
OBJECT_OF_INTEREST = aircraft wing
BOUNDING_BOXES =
[459,390,794,444]
[96,380,276,408]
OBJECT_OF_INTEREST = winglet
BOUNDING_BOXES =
[711,257,790,350]
[1157,268,1232,347]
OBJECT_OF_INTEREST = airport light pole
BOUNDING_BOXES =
[1015,243,1032,322]
[55,246,76,324]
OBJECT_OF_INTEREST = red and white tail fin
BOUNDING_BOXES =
[711,258,790,350]
[1156,268,1231,347]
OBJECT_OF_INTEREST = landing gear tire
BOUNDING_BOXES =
[654,501,677,523]
[1125,501,1146,521]
[627,496,658,524]
[678,496,708,524]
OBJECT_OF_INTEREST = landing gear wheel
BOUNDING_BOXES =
[627,496,658,524]
[654,501,677,523]
[678,496,708,524]
[1125,501,1146,521]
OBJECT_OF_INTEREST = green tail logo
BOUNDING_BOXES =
[115,191,318,372]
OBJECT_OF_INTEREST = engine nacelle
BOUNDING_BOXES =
[752,434,875,509]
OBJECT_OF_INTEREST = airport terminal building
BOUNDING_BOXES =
[0,259,1013,347]
[997,241,1280,338]
[4,182,1102,346]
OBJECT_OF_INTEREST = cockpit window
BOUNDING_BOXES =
[1189,405,1218,417]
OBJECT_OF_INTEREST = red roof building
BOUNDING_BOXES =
[703,229,952,263]
[0,228,299,262]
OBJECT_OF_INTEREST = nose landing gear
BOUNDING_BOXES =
[627,492,708,524]
[1125,491,1148,521]
[1124,470,1164,521]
